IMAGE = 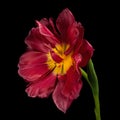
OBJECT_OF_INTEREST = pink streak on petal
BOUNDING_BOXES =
[73,54,82,72]
[76,22,84,41]
[56,8,75,36]
[26,73,56,98]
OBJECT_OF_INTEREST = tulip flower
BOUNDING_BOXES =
[18,8,101,120]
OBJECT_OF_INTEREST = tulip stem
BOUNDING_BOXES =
[80,59,101,120]
[80,68,91,88]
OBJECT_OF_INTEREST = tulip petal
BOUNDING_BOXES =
[50,50,63,63]
[56,8,75,36]
[64,22,84,55]
[18,51,47,66]
[67,22,84,44]
[49,18,60,37]
[36,21,60,46]
[52,81,72,113]
[53,66,83,113]
[73,54,82,72]
[18,51,55,81]
[26,73,56,98]
[40,18,49,26]
[40,18,60,37]
[18,64,51,82]
[79,40,94,67]
[25,27,51,52]
[62,66,82,99]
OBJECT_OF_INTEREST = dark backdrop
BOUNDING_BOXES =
[4,0,114,119]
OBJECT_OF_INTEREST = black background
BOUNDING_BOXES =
[4,0,114,119]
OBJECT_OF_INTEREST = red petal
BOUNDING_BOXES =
[50,50,63,63]
[62,66,82,99]
[49,18,60,37]
[18,51,54,81]
[52,81,72,113]
[58,74,66,81]
[64,22,84,55]
[40,18,60,38]
[67,22,84,44]
[18,64,51,82]
[40,18,49,26]
[36,21,60,46]
[79,40,94,67]
[56,8,75,36]
[18,51,47,66]
[53,66,83,113]
[25,27,51,53]
[26,73,56,98]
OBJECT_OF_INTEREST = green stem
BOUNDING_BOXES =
[80,68,91,88]
[80,59,101,120]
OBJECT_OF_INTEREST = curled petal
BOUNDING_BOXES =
[79,40,94,67]
[40,18,49,26]
[64,22,84,55]
[50,50,63,63]
[36,21,60,46]
[77,22,84,41]
[67,22,83,44]
[26,73,56,98]
[68,23,79,42]
[73,54,82,72]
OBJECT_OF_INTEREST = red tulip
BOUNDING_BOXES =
[18,8,94,113]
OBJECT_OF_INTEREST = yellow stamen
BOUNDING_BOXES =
[46,44,73,75]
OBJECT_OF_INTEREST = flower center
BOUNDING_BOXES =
[46,44,73,75]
